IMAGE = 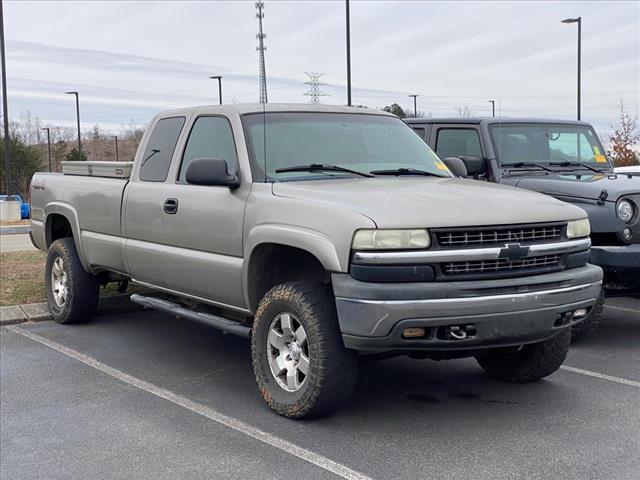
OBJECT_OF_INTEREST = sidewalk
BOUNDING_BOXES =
[0,295,144,326]
[0,225,30,235]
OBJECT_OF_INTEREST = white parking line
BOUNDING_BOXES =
[605,305,639,315]
[560,365,640,388]
[8,326,373,480]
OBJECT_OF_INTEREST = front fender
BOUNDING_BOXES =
[242,224,344,309]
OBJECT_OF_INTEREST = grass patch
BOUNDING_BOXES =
[1,250,46,306]
[0,220,30,226]
[1,250,149,306]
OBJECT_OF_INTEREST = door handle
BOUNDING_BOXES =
[163,198,178,214]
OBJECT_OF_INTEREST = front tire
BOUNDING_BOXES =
[45,238,99,324]
[251,282,358,419]
[475,329,571,383]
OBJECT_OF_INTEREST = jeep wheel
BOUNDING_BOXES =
[251,282,358,419]
[45,238,99,324]
[571,289,604,342]
[475,329,570,383]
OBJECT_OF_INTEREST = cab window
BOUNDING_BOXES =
[139,116,185,182]
[436,128,482,159]
[179,116,238,182]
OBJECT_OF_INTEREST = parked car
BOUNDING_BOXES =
[30,105,602,418]
[406,117,640,339]
[0,194,30,219]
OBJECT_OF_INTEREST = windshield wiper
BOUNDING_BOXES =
[369,168,442,177]
[509,162,553,172]
[275,163,374,178]
[549,161,604,173]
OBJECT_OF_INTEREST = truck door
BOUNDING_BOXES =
[122,115,187,287]
[158,115,249,310]
[429,125,484,161]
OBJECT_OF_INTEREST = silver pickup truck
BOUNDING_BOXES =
[30,104,602,418]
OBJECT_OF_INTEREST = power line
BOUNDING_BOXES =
[303,72,328,104]
[255,1,268,104]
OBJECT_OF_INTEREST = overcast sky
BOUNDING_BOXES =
[3,0,639,137]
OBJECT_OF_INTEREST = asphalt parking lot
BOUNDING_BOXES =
[1,296,639,480]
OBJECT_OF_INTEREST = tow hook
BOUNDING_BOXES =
[441,325,477,340]
[449,326,467,340]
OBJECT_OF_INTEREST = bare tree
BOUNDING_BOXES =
[455,105,476,118]
[608,100,640,167]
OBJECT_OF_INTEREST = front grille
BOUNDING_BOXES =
[436,224,563,248]
[443,254,560,275]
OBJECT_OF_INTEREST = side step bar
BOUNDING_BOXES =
[130,294,251,338]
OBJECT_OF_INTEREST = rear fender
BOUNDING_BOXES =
[43,202,89,270]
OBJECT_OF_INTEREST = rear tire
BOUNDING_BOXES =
[251,282,358,419]
[571,289,604,342]
[475,329,571,383]
[45,238,99,324]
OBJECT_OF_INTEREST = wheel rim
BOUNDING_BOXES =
[51,256,68,307]
[266,312,310,392]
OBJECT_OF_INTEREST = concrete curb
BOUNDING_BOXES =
[0,294,144,326]
[0,225,30,235]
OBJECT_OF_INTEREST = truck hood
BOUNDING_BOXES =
[501,173,640,202]
[272,177,585,228]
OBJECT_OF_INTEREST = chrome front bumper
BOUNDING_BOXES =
[332,264,603,352]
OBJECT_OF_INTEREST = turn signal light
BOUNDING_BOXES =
[403,327,426,338]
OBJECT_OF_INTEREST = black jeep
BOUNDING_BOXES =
[407,118,639,339]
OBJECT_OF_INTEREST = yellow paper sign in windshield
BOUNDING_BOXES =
[435,160,450,172]
[595,154,607,163]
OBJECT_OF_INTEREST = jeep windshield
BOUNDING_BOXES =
[489,123,611,171]
[242,112,451,181]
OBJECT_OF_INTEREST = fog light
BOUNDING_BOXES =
[403,327,426,338]
[574,308,588,319]
[622,228,633,241]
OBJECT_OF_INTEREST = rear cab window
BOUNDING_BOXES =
[139,116,186,182]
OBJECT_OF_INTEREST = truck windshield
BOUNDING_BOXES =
[242,112,451,181]
[489,123,610,168]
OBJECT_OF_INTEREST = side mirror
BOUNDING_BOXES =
[443,157,468,177]
[185,158,240,188]
[458,156,487,177]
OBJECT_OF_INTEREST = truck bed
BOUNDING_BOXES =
[30,172,129,273]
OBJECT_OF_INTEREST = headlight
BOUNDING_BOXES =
[352,229,430,250]
[567,218,591,238]
[616,199,635,223]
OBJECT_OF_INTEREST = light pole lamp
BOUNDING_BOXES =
[209,76,223,105]
[345,0,351,106]
[488,100,495,117]
[409,94,418,117]
[65,91,82,154]
[41,127,52,171]
[1,0,11,193]
[562,17,581,121]
[113,135,119,161]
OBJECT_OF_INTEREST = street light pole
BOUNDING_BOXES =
[562,17,582,121]
[41,127,51,171]
[0,0,11,193]
[345,0,352,106]
[209,76,223,105]
[65,91,82,154]
[113,135,119,161]
[488,100,495,117]
[409,94,418,117]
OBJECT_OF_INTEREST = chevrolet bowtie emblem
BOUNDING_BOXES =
[499,243,530,261]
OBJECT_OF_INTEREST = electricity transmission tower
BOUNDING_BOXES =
[303,72,328,104]
[255,2,268,104]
